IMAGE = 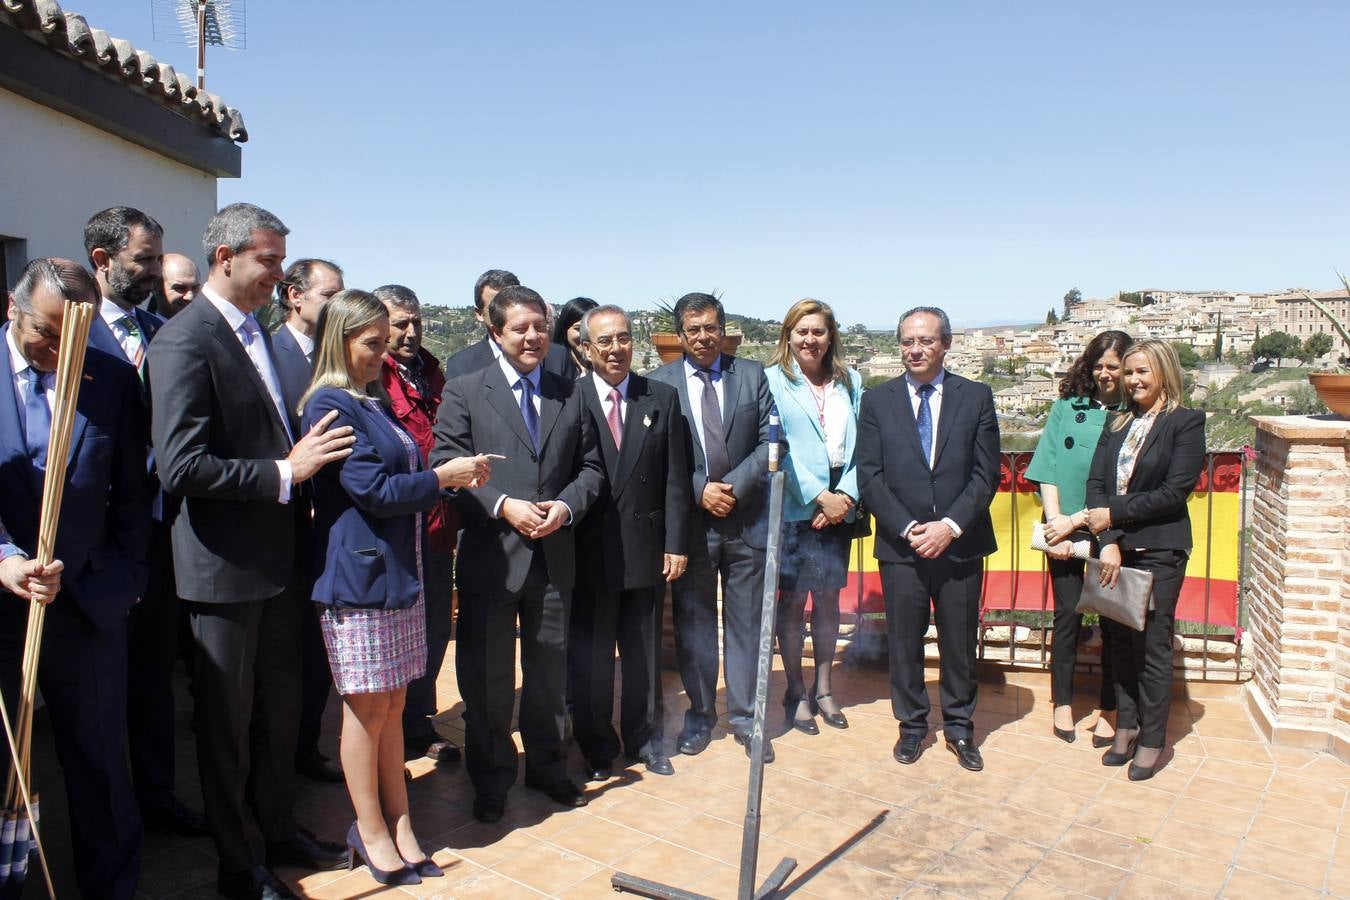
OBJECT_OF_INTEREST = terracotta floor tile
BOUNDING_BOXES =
[771,809,878,854]
[842,836,942,882]
[1256,793,1341,831]
[909,786,1004,826]
[847,768,935,807]
[138,843,219,897]
[1115,873,1213,898]
[661,813,748,865]
[489,841,602,894]
[789,858,912,899]
[1201,737,1275,765]
[976,804,1068,848]
[1266,771,1347,808]
[951,828,1046,880]
[913,850,1012,898]
[1247,812,1337,857]
[978,748,1046,779]
[1168,796,1254,835]
[443,820,541,867]
[595,791,699,837]
[546,814,655,865]
[1149,818,1240,863]
[1267,746,1323,769]
[607,839,723,889]
[1073,800,1169,841]
[438,868,546,897]
[1336,835,1350,868]
[555,869,631,899]
[1192,715,1261,741]
[1005,781,1092,820]
[398,852,488,897]
[1054,823,1148,870]
[1325,861,1350,897]
[876,810,972,854]
[1133,844,1231,894]
[1008,875,1094,898]
[1233,838,1327,888]
[1223,868,1324,899]
[1029,849,1129,899]
[301,870,410,899]
[1181,775,1264,812]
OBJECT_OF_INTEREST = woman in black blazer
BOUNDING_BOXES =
[301,291,492,883]
[1084,339,1205,781]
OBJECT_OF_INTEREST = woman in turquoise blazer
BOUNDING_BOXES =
[765,299,863,735]
[1025,329,1131,746]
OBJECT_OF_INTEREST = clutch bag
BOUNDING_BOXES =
[1076,560,1155,631]
[1030,522,1091,560]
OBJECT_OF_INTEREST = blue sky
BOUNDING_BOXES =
[70,1,1350,327]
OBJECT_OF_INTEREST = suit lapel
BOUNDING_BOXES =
[893,378,926,465]
[1131,408,1171,475]
[932,371,958,466]
[485,365,537,454]
[203,305,290,445]
[719,354,739,436]
[536,373,564,451]
[782,366,826,442]
[581,377,621,477]
[613,376,652,492]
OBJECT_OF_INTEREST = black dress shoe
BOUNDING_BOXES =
[141,796,209,836]
[1091,734,1114,749]
[893,734,923,765]
[733,733,774,763]
[406,733,462,764]
[526,778,588,808]
[266,828,348,871]
[809,694,849,730]
[472,794,505,823]
[218,865,299,900]
[946,738,984,772]
[785,697,819,735]
[1102,735,1139,767]
[295,750,345,784]
[676,729,711,756]
[629,749,675,776]
[588,764,613,782]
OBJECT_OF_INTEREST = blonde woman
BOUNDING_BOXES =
[764,299,862,734]
[301,290,492,883]
[1084,340,1205,781]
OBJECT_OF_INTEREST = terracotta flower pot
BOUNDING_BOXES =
[651,332,743,364]
[1309,372,1350,417]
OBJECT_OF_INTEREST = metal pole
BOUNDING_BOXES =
[196,0,207,90]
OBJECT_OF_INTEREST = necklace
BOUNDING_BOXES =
[807,378,830,427]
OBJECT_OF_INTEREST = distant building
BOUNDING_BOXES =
[0,0,245,288]
[1273,289,1350,355]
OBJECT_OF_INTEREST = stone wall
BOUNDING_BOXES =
[1245,415,1350,758]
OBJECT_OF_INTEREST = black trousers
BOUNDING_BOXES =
[673,520,765,736]
[403,548,454,741]
[880,556,983,741]
[127,520,182,809]
[569,583,664,766]
[0,596,141,900]
[456,554,569,798]
[1104,549,1186,749]
[1047,555,1116,709]
[189,591,303,876]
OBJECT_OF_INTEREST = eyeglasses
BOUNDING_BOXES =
[683,324,723,339]
[589,334,633,349]
[899,337,940,349]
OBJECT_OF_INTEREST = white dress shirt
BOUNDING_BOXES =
[7,326,51,422]
[201,285,294,503]
[901,369,962,539]
[285,322,315,363]
[591,371,630,433]
[98,297,144,367]
[683,355,724,453]
[819,380,850,469]
[491,356,572,524]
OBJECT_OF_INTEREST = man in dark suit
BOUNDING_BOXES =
[150,203,356,900]
[648,292,774,762]
[84,206,211,838]
[431,285,604,824]
[271,257,346,785]
[141,252,201,318]
[444,268,573,379]
[0,258,151,899]
[856,306,1000,773]
[569,305,689,780]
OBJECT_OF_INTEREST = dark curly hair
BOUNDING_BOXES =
[1058,330,1133,399]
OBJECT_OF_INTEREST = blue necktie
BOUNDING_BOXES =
[23,368,50,471]
[916,382,934,467]
[517,376,540,451]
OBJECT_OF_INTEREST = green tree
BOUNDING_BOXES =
[863,375,891,389]
[1062,287,1081,320]
[1299,332,1334,366]
[849,323,868,335]
[1251,331,1300,367]
[1287,383,1329,415]
[1171,342,1201,369]
[1120,291,1146,306]
[1046,308,1059,325]
[1212,313,1223,362]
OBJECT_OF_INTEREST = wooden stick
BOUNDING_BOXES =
[0,679,54,897]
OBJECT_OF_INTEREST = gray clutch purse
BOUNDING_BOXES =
[1076,560,1155,631]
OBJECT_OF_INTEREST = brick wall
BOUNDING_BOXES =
[1245,415,1350,757]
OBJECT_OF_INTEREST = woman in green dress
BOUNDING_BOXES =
[1025,330,1132,744]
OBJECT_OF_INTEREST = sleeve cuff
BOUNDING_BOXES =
[492,495,507,518]
[0,544,27,562]
[942,517,963,539]
[276,461,293,504]
[557,501,574,526]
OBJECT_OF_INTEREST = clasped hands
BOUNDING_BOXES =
[700,482,736,518]
[501,498,569,539]
[908,521,955,559]
[811,490,853,530]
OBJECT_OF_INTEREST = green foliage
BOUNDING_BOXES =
[1299,332,1334,366]
[1251,331,1300,367]
[1171,342,1200,369]
[1046,308,1059,325]
[848,323,869,335]
[1286,383,1330,416]
[1119,291,1146,306]
[863,374,892,389]
[1062,287,1081,320]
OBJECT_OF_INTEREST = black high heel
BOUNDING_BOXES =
[1053,725,1076,743]
[784,695,819,735]
[1101,733,1138,767]
[346,823,421,886]
[809,693,849,729]
[401,854,444,878]
[1091,733,1114,749]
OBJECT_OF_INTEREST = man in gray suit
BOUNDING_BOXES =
[649,292,774,762]
[431,285,605,824]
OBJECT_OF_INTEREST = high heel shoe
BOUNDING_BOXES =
[346,823,421,886]
[1091,733,1114,749]
[1053,725,1076,743]
[809,693,849,730]
[784,696,819,735]
[401,854,444,878]
[1101,734,1138,767]
[1127,760,1156,781]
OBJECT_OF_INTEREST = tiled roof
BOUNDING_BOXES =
[0,0,246,141]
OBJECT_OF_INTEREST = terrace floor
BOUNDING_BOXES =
[28,646,1350,899]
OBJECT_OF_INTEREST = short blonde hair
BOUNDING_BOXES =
[1110,339,1185,431]
[298,289,388,412]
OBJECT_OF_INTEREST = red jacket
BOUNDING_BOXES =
[382,350,457,554]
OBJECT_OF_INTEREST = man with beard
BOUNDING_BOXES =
[84,207,209,837]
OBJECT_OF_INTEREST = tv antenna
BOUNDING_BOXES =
[150,0,246,90]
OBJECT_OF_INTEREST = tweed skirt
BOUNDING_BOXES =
[319,591,427,695]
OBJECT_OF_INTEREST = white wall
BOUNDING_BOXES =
[0,88,218,281]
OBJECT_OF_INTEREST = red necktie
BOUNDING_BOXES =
[607,388,623,450]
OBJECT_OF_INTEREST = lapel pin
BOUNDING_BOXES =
[643,413,652,428]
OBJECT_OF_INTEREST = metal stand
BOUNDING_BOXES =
[615,423,795,900]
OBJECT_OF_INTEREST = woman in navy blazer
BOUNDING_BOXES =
[301,291,492,884]
[1085,340,1205,782]
[765,299,863,735]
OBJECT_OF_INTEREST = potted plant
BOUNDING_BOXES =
[1302,270,1350,417]
[649,297,743,364]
